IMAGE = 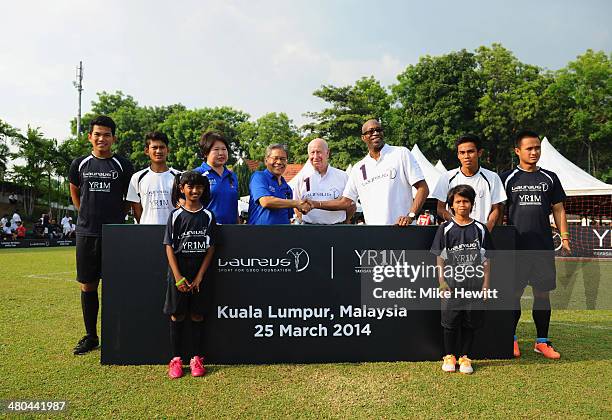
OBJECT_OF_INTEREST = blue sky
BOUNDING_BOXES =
[1,0,610,141]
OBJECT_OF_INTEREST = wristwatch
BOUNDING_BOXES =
[408,212,416,219]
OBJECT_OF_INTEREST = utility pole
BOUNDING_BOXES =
[73,61,83,136]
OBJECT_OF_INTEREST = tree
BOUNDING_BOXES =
[0,119,19,180]
[159,107,251,170]
[76,91,187,170]
[238,112,304,162]
[303,76,392,168]
[391,49,483,165]
[474,44,552,171]
[544,50,612,181]
[9,127,60,216]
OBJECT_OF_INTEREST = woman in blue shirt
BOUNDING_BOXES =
[194,131,239,224]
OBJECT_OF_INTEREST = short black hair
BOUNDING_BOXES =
[446,184,476,213]
[145,131,169,147]
[455,134,482,151]
[515,130,540,148]
[89,115,116,136]
[199,131,229,158]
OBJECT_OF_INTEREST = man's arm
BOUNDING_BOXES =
[397,180,429,226]
[69,183,81,211]
[259,196,312,213]
[552,202,571,252]
[131,202,143,223]
[436,200,453,223]
[314,196,354,211]
[486,203,503,232]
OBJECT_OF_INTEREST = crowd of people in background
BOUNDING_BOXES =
[0,209,76,241]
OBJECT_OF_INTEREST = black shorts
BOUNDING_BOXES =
[516,251,556,292]
[441,296,485,330]
[163,257,209,316]
[76,235,102,284]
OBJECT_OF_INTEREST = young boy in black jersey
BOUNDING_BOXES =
[431,184,493,374]
[68,116,134,355]
[500,130,570,359]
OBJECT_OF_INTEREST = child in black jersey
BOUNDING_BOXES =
[431,185,493,374]
[163,171,215,379]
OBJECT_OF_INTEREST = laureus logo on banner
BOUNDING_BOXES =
[286,248,310,272]
[217,248,311,273]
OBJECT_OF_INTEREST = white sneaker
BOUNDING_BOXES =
[458,356,473,374]
[442,354,456,372]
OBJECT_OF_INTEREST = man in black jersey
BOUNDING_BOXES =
[500,130,571,359]
[68,116,134,355]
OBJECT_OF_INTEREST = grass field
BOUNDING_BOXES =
[1,248,611,419]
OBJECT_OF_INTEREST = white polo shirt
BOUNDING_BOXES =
[127,167,180,224]
[431,166,507,224]
[343,144,425,225]
[293,165,348,224]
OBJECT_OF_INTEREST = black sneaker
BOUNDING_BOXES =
[73,335,99,355]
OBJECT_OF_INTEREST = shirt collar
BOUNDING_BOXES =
[201,162,232,178]
[264,168,286,184]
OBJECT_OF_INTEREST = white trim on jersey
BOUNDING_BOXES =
[111,156,124,172]
[78,155,94,172]
[170,208,184,240]
[503,168,520,189]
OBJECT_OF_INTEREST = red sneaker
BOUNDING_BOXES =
[168,357,183,379]
[190,355,206,377]
[513,339,521,358]
[534,341,561,359]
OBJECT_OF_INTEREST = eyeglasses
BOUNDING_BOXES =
[362,127,383,136]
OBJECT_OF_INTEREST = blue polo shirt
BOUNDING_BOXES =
[248,169,293,225]
[194,162,239,224]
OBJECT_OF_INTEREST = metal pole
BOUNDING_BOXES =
[74,61,83,136]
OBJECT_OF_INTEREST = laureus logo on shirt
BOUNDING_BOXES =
[216,248,310,274]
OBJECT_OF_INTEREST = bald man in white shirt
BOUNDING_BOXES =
[293,138,355,224]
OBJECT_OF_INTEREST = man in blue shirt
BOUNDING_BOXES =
[194,131,239,224]
[248,144,312,225]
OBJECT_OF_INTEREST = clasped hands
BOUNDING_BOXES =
[297,199,315,214]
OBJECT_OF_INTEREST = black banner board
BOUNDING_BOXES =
[101,225,516,365]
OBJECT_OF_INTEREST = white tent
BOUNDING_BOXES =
[411,144,443,197]
[435,160,447,173]
[539,138,612,196]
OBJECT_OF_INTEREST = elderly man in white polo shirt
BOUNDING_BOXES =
[313,119,429,225]
[293,138,355,224]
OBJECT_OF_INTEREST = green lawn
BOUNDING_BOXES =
[1,248,611,419]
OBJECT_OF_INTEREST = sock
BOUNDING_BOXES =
[81,290,99,339]
[461,327,475,356]
[191,320,204,357]
[513,296,522,338]
[169,319,184,359]
[443,328,458,356]
[533,295,551,340]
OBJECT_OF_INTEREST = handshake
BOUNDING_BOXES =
[296,199,316,214]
